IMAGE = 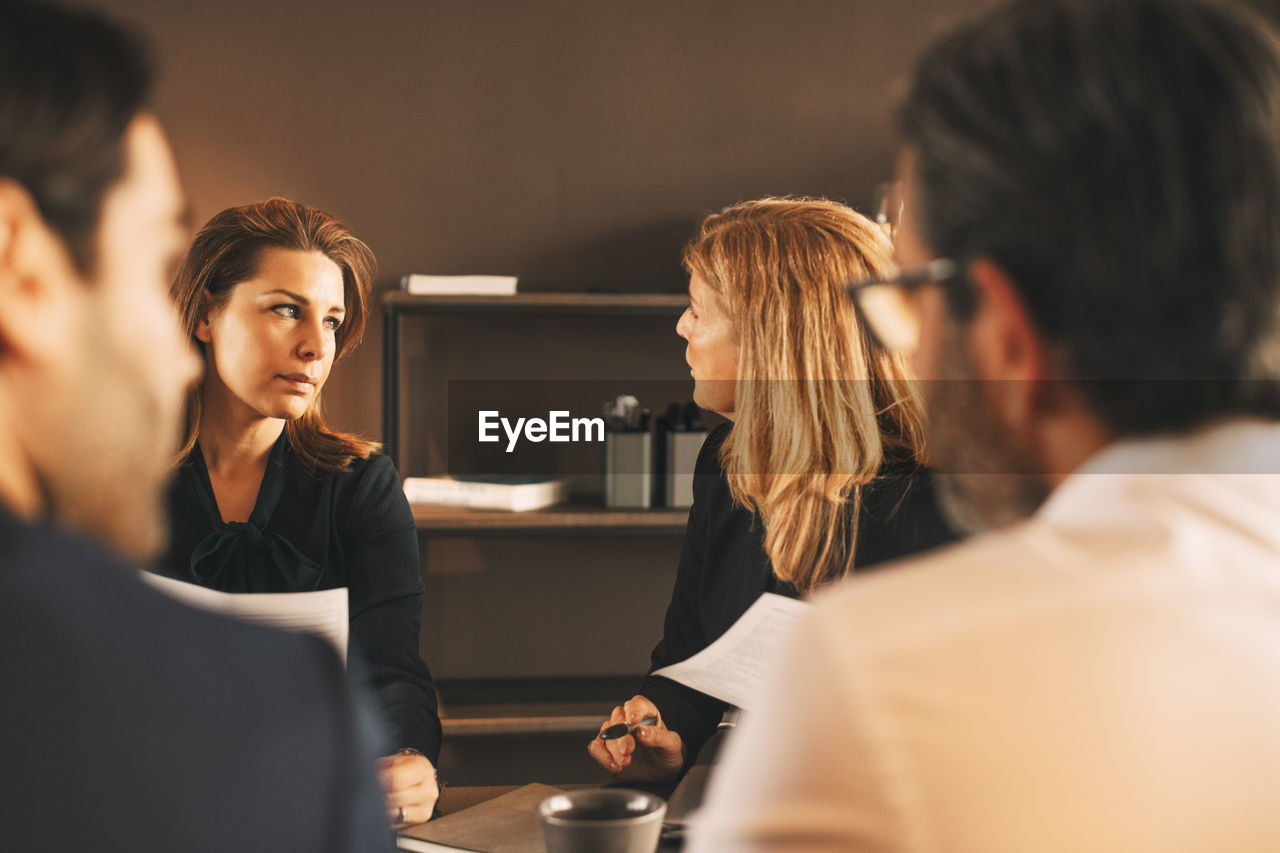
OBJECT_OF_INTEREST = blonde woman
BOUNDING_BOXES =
[588,197,957,782]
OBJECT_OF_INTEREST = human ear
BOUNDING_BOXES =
[0,178,82,362]
[964,257,1049,431]
[193,292,215,344]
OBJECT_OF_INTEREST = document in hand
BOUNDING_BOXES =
[650,592,811,710]
[139,572,349,664]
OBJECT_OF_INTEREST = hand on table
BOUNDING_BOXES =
[587,695,685,782]
[379,750,438,827]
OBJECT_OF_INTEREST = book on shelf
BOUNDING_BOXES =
[400,274,518,296]
[402,475,569,513]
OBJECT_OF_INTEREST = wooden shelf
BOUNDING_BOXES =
[436,676,637,738]
[411,500,689,534]
[383,290,688,316]
[442,714,602,738]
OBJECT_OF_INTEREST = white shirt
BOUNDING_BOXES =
[689,420,1280,853]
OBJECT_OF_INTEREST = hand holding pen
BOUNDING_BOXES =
[587,695,685,783]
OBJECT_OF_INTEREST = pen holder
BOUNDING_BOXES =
[664,430,707,509]
[604,430,653,509]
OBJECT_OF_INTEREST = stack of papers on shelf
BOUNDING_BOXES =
[400,274,518,296]
[403,475,569,513]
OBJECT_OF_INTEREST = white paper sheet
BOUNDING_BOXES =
[651,592,811,710]
[140,572,349,664]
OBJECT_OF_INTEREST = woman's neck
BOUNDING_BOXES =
[197,398,285,477]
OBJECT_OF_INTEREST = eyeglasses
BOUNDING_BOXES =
[846,258,961,355]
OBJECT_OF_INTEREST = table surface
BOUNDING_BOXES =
[418,782,686,852]
[430,728,727,820]
[437,784,522,816]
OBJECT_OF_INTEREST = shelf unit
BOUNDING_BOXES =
[381,290,691,533]
[381,290,696,784]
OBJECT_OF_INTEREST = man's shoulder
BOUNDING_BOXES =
[813,527,987,604]
[806,518,1096,657]
[808,473,1280,660]
[1,514,343,693]
[0,517,372,850]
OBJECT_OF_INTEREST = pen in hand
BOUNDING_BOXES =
[598,715,657,741]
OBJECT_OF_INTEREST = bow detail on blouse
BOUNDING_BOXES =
[189,520,325,592]
[182,433,325,594]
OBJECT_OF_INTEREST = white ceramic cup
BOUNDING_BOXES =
[538,788,666,853]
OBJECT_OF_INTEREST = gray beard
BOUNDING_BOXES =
[929,469,1050,535]
[923,325,1052,535]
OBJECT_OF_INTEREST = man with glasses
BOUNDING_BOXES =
[689,0,1280,850]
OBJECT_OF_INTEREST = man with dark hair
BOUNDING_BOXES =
[0,4,392,850]
[691,0,1280,850]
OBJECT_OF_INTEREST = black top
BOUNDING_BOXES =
[640,423,959,768]
[156,432,442,762]
[0,505,393,852]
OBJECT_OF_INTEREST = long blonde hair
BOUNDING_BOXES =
[171,197,379,473]
[683,197,926,593]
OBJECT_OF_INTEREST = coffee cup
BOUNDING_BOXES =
[538,788,666,853]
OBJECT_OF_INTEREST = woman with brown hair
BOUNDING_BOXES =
[588,197,957,782]
[155,197,441,826]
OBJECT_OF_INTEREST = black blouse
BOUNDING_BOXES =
[640,423,959,769]
[155,431,442,763]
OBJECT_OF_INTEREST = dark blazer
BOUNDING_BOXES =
[640,423,959,768]
[0,506,394,853]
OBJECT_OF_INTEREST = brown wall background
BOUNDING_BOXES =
[81,0,1000,439]
[79,0,1015,680]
